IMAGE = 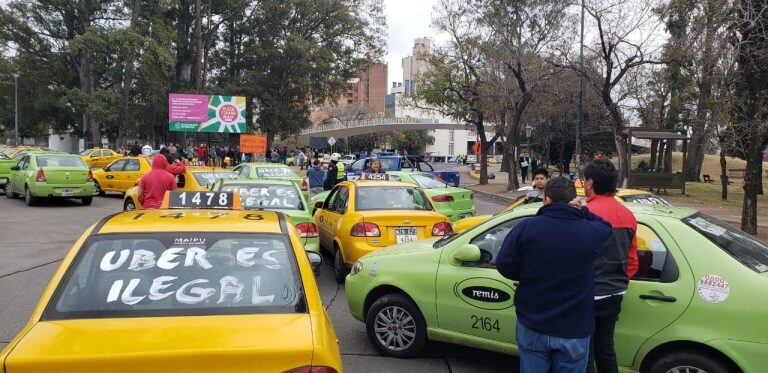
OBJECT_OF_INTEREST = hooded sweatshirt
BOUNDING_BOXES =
[138,156,177,209]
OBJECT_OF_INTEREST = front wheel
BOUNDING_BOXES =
[365,293,427,358]
[81,196,93,206]
[24,186,36,206]
[648,349,736,373]
[123,199,136,211]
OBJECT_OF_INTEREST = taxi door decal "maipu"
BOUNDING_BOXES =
[454,277,515,310]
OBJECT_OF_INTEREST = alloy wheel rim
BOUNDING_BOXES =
[666,367,708,373]
[125,201,135,211]
[374,305,416,351]
[93,183,101,196]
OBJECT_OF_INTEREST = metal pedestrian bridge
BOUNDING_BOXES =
[295,117,493,142]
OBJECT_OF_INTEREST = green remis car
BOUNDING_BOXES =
[344,203,768,373]
[212,178,320,256]
[5,152,95,206]
[387,171,475,221]
[232,162,308,198]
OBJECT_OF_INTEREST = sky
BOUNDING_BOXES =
[383,0,440,93]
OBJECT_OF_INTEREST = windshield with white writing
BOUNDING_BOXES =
[356,186,432,211]
[684,213,768,273]
[219,183,303,210]
[192,171,237,187]
[255,166,298,178]
[45,233,304,320]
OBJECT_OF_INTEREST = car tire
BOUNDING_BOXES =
[124,199,136,211]
[365,293,427,358]
[5,183,16,199]
[24,186,36,206]
[333,247,347,284]
[648,349,736,373]
[93,181,105,196]
[81,196,93,206]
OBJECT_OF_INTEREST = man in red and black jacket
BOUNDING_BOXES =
[584,159,638,373]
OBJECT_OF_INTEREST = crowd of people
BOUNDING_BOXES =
[119,142,246,168]
[497,159,637,373]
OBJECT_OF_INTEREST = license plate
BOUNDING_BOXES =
[395,227,418,244]
[61,189,74,197]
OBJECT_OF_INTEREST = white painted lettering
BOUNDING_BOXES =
[148,276,178,301]
[127,250,156,271]
[121,278,145,305]
[262,250,282,270]
[217,276,244,304]
[184,247,212,269]
[157,247,184,270]
[236,247,260,267]
[176,279,216,304]
[100,250,130,271]
[251,276,275,304]
[107,279,123,302]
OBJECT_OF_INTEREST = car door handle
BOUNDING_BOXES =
[106,175,114,179]
[639,294,676,302]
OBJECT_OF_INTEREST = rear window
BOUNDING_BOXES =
[37,156,87,168]
[684,213,768,273]
[356,186,432,211]
[219,183,303,210]
[411,173,448,189]
[80,150,92,155]
[622,194,669,206]
[44,233,305,320]
[192,171,237,187]
[256,166,298,178]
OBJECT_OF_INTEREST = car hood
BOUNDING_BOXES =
[361,238,440,260]
[5,314,314,373]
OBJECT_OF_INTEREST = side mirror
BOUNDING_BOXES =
[314,201,324,210]
[450,244,481,264]
[10,166,19,171]
[307,252,322,273]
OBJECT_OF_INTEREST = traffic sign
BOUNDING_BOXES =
[327,137,336,146]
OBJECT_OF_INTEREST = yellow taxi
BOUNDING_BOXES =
[122,167,237,210]
[2,146,42,159]
[453,187,670,232]
[0,190,341,373]
[80,148,123,168]
[92,156,152,195]
[313,175,452,283]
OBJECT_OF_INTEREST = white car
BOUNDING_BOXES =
[467,154,477,163]
[340,155,356,166]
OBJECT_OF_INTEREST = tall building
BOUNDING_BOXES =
[402,38,432,96]
[340,62,388,113]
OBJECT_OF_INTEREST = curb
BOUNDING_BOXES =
[465,185,519,204]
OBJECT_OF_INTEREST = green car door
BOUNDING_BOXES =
[434,217,523,347]
[613,219,694,367]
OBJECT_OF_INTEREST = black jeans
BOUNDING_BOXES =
[521,167,529,183]
[588,295,623,373]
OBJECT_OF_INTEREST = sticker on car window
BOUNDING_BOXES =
[697,274,730,303]
[688,217,727,236]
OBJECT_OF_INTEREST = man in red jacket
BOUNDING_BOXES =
[137,156,177,209]
[584,159,638,373]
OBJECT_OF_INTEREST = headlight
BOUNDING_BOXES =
[350,261,364,276]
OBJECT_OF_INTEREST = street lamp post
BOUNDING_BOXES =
[575,0,585,177]
[13,73,19,146]
[525,124,533,156]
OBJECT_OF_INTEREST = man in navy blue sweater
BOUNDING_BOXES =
[496,177,612,373]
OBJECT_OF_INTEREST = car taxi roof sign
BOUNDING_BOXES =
[160,190,243,210]
[360,173,390,181]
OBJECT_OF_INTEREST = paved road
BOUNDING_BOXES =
[0,191,518,372]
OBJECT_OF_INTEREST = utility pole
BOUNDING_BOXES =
[575,0,585,178]
[13,73,19,146]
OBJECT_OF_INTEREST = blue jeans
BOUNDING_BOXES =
[516,320,590,373]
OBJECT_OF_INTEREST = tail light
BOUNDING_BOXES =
[351,222,381,237]
[431,194,454,202]
[87,170,94,182]
[301,177,308,191]
[295,222,319,238]
[432,222,453,236]
[284,367,338,373]
[36,168,46,182]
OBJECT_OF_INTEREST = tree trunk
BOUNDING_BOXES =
[741,145,763,234]
[193,0,203,89]
[649,139,659,171]
[506,131,519,191]
[117,0,142,146]
[605,100,629,186]
[719,146,728,201]
[474,112,489,185]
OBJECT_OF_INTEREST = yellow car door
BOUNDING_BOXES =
[101,158,127,190]
[99,150,116,168]
[88,150,102,168]
[317,186,340,250]
[120,158,143,191]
